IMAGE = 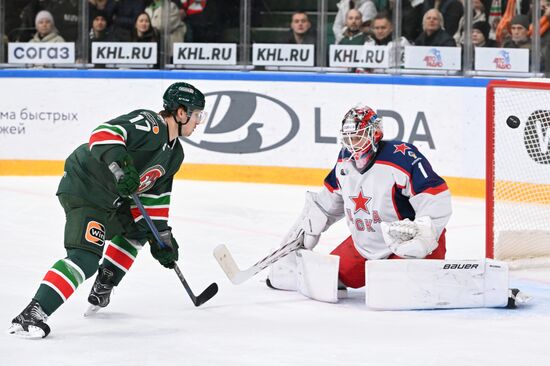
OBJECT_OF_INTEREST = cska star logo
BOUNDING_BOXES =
[138,165,166,193]
[349,189,371,214]
[394,143,410,155]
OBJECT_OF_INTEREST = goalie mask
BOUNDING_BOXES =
[340,106,383,172]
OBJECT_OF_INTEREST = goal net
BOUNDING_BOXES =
[486,81,550,268]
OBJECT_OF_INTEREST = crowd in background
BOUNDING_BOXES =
[2,0,550,72]
[4,0,236,45]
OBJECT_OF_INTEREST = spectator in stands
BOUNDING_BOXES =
[47,0,79,42]
[502,14,531,49]
[176,0,223,43]
[110,0,145,41]
[30,10,65,43]
[372,12,410,66]
[89,0,114,25]
[339,9,375,45]
[130,11,160,68]
[333,0,377,44]
[89,10,111,42]
[453,0,486,45]
[16,0,48,42]
[145,0,186,57]
[371,0,392,12]
[471,21,497,47]
[486,0,502,41]
[281,11,316,44]
[131,11,160,43]
[414,9,457,46]
[422,0,464,37]
[462,20,495,69]
[402,0,424,42]
[5,0,30,41]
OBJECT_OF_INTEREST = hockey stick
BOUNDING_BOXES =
[131,194,218,307]
[213,235,304,284]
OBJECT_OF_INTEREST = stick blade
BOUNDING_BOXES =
[194,282,219,307]
[213,244,247,284]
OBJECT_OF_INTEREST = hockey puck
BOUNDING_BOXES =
[506,115,521,129]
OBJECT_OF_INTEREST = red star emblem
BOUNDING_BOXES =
[394,143,410,155]
[350,189,371,214]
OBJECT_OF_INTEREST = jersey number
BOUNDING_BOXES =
[418,162,429,179]
[129,115,151,132]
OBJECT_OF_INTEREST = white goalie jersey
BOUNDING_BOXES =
[317,140,452,260]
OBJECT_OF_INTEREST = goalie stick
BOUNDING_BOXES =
[132,194,218,307]
[213,235,304,284]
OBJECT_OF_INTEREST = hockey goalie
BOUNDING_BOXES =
[267,105,529,310]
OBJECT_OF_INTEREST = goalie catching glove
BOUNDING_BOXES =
[283,192,331,250]
[149,229,179,269]
[380,216,438,259]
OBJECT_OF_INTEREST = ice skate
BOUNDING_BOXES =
[506,288,533,309]
[85,267,114,317]
[8,300,50,339]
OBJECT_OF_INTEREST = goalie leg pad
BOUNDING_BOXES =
[365,259,509,310]
[268,251,298,291]
[296,250,340,303]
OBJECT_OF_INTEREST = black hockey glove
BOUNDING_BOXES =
[149,230,179,269]
[108,153,140,197]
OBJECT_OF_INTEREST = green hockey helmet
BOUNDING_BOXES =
[163,82,205,112]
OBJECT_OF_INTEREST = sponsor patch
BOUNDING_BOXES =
[85,220,106,246]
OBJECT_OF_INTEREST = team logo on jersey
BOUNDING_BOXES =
[393,143,410,155]
[181,91,299,154]
[85,221,105,246]
[138,165,166,193]
[349,189,371,214]
[524,110,550,164]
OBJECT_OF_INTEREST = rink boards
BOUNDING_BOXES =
[0,69,491,197]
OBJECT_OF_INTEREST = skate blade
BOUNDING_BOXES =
[84,304,101,317]
[8,324,46,339]
[7,323,23,335]
[516,291,533,305]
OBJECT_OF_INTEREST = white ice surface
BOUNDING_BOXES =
[1,177,549,366]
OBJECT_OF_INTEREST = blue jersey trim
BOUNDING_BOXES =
[0,69,496,87]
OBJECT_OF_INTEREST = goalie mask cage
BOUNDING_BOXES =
[486,80,550,267]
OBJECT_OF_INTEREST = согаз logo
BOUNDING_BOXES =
[182,91,299,153]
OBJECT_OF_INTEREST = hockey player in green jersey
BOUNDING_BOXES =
[8,82,207,339]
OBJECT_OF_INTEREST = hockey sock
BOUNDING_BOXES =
[34,249,100,315]
[101,236,143,285]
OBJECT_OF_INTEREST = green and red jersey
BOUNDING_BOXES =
[57,109,184,238]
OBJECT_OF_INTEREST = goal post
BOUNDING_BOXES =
[486,80,550,266]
